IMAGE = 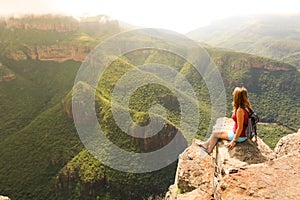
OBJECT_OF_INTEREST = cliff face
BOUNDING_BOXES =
[0,63,16,82]
[212,50,296,72]
[166,118,300,200]
[24,44,93,62]
[231,61,294,71]
[6,44,94,62]
[5,15,78,32]
[1,15,121,63]
[214,57,294,71]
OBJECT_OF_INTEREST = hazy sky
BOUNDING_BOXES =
[1,0,300,33]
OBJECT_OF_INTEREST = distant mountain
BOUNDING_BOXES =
[187,14,300,70]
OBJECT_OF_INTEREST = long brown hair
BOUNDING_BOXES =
[232,87,252,112]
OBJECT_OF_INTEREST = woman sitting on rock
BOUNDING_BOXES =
[197,86,252,155]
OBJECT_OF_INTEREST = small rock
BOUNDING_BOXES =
[238,184,247,190]
[220,183,228,191]
[248,189,255,196]
[225,168,238,174]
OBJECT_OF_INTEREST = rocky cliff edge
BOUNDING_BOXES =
[166,117,300,200]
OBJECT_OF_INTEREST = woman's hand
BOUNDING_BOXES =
[226,141,236,150]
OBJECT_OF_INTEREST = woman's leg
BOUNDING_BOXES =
[200,131,230,153]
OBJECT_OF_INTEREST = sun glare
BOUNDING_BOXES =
[1,0,300,33]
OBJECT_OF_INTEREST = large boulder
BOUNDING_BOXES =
[220,153,300,200]
[0,195,10,200]
[274,131,300,157]
[216,137,275,175]
[165,139,214,200]
[214,117,275,174]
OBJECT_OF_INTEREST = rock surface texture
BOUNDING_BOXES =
[166,118,300,200]
[0,195,10,200]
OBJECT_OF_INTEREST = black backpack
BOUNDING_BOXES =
[245,110,259,141]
